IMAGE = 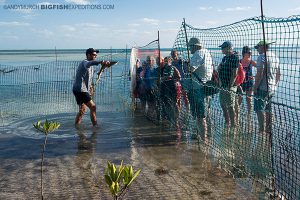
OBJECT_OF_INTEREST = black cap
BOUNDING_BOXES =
[219,41,232,48]
[86,48,99,55]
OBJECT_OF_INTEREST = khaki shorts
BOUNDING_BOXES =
[254,89,273,112]
[219,86,237,108]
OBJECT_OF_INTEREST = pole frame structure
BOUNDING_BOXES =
[260,0,275,196]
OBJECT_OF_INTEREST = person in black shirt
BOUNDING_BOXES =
[217,41,239,128]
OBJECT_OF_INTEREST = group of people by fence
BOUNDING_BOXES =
[133,54,182,121]
[132,38,281,137]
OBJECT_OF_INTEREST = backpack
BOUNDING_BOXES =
[193,68,220,96]
[203,69,220,96]
[235,63,245,86]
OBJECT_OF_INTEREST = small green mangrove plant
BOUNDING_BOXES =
[33,119,60,200]
[104,160,141,200]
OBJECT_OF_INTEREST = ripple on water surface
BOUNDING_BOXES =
[2,113,84,139]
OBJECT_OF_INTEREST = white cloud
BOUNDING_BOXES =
[38,2,54,6]
[60,25,76,32]
[289,7,300,13]
[112,29,137,34]
[199,6,213,11]
[31,28,54,38]
[225,6,251,11]
[65,0,90,5]
[0,0,5,5]
[165,20,178,23]
[128,23,140,27]
[62,33,77,38]
[160,28,178,33]
[0,21,30,26]
[141,31,153,35]
[58,23,109,40]
[14,9,33,14]
[76,22,102,28]
[0,33,19,40]
[141,18,160,25]
[206,20,218,25]
[22,14,40,20]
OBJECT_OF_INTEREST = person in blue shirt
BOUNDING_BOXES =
[140,56,159,118]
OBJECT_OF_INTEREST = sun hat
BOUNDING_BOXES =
[254,40,276,49]
[188,37,202,47]
[86,48,99,55]
[219,41,233,49]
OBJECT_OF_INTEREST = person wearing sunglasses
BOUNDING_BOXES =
[72,48,110,127]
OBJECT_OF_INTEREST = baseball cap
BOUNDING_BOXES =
[188,37,202,47]
[86,48,99,55]
[254,40,275,49]
[219,41,233,48]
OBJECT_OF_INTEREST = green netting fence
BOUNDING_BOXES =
[130,16,300,199]
[0,15,299,200]
[171,16,300,200]
[0,51,131,127]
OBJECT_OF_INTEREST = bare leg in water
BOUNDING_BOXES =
[256,110,264,133]
[75,100,97,126]
[221,104,230,127]
[198,117,208,142]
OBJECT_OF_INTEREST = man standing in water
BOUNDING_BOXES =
[253,41,280,134]
[188,37,213,138]
[218,41,239,128]
[73,48,110,126]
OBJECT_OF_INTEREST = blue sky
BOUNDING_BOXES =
[0,0,299,49]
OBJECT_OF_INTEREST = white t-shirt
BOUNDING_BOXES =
[256,51,280,93]
[190,48,213,83]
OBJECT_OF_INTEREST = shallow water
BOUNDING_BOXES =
[0,110,260,199]
[1,49,298,199]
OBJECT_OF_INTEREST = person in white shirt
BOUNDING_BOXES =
[188,37,213,139]
[253,40,280,134]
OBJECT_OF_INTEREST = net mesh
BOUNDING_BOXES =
[0,15,299,199]
[130,16,300,199]
[170,16,300,199]
[0,51,130,126]
[129,39,161,121]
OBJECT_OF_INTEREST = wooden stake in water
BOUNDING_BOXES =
[54,46,58,63]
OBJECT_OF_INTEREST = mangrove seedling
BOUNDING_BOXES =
[33,119,60,200]
[104,160,141,200]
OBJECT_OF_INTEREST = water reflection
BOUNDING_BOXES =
[212,123,277,198]
[76,128,97,153]
[74,126,98,184]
